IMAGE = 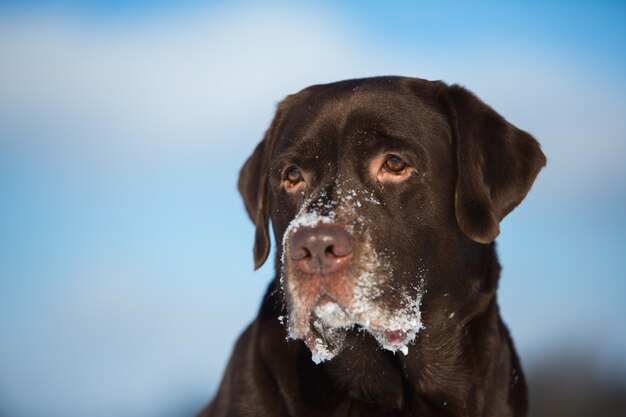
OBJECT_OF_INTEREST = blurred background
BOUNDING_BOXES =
[0,1,625,416]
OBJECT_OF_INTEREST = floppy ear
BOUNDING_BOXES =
[238,108,284,269]
[443,84,546,244]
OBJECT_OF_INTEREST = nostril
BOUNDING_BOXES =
[326,243,351,258]
[328,234,352,258]
[291,242,312,261]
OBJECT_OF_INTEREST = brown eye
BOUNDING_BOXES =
[284,166,304,188]
[383,155,407,174]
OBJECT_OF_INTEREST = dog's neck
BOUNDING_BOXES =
[259,277,526,417]
[323,299,516,414]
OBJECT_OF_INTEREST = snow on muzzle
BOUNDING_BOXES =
[279,191,426,364]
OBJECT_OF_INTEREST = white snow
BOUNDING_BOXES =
[279,185,426,363]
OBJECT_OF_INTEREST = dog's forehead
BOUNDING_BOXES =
[273,78,448,161]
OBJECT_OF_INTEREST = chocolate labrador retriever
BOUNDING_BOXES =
[201,76,545,417]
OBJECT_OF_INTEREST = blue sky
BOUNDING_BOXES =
[0,1,625,416]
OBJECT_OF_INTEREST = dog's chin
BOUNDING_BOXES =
[295,298,351,364]
[281,256,425,364]
[289,296,423,364]
[312,297,352,326]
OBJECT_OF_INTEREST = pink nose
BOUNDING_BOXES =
[290,225,353,275]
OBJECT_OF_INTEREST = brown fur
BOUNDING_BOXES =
[201,76,546,417]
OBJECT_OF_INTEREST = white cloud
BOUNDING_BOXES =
[0,6,371,154]
[0,4,624,190]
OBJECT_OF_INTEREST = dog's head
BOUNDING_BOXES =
[238,77,545,364]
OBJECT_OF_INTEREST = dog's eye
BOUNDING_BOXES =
[383,155,407,174]
[286,166,303,183]
[284,166,304,190]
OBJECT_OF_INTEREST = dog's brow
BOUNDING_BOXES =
[273,148,304,169]
[273,131,332,164]
[372,128,414,147]
[361,127,426,160]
